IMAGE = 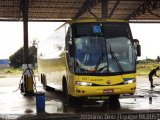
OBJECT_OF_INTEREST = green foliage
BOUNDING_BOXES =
[59,51,66,65]
[9,47,23,68]
[137,59,160,76]
[9,46,37,68]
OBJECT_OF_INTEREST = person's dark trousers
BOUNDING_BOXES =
[149,76,155,87]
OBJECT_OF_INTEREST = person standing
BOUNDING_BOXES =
[148,67,160,88]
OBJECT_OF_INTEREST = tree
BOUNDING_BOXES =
[30,38,39,68]
[157,56,160,63]
[9,46,37,68]
[9,47,23,68]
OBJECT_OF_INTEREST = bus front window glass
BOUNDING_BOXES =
[106,37,136,73]
[74,36,108,74]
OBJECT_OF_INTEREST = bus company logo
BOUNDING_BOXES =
[106,80,111,85]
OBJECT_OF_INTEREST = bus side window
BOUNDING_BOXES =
[66,27,74,73]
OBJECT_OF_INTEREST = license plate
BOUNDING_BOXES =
[104,89,114,94]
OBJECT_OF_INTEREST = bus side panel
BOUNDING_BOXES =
[67,72,76,96]
[37,24,68,90]
[38,58,66,90]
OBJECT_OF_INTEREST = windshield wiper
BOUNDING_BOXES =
[109,44,124,73]
[94,52,104,71]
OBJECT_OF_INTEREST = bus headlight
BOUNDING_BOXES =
[124,79,136,84]
[76,81,92,86]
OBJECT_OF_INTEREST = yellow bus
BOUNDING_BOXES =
[38,19,141,102]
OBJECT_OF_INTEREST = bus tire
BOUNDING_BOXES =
[103,95,120,106]
[42,74,49,91]
[62,79,75,103]
[110,94,120,100]
[40,74,43,84]
[62,78,67,95]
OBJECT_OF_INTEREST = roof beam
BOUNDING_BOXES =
[101,0,108,18]
[18,0,23,20]
[149,11,160,18]
[126,0,160,20]
[88,9,98,18]
[108,0,120,18]
[74,0,101,19]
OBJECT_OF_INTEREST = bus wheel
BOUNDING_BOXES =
[42,74,48,91]
[110,95,120,100]
[62,79,67,96]
[62,80,75,103]
[40,74,43,84]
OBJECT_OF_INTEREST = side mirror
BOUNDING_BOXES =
[137,44,141,57]
[133,39,141,57]
[69,44,74,57]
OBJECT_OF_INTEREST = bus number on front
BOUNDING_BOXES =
[82,77,89,81]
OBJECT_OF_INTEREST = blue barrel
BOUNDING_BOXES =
[36,92,45,113]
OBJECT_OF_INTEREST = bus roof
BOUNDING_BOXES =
[68,19,128,24]
[55,19,128,32]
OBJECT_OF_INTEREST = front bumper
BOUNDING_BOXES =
[73,83,136,97]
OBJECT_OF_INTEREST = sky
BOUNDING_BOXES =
[0,22,160,60]
[0,22,63,59]
[130,23,160,60]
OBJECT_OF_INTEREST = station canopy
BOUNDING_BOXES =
[0,0,160,22]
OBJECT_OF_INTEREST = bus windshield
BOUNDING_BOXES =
[74,36,136,74]
[73,22,136,75]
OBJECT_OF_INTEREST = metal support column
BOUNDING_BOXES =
[22,0,29,64]
[101,0,108,18]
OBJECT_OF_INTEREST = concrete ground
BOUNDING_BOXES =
[0,76,160,119]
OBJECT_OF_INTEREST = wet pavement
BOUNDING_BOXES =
[0,76,160,119]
